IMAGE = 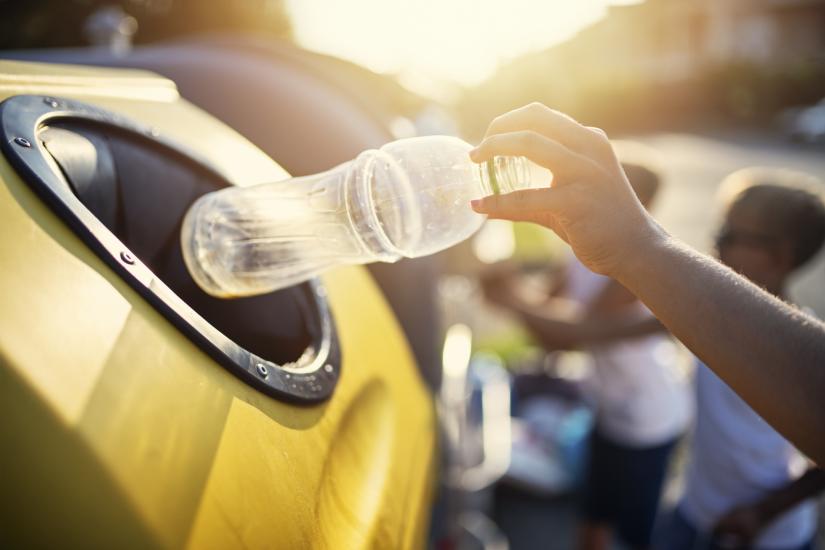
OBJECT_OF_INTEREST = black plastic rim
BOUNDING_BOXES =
[0,94,340,404]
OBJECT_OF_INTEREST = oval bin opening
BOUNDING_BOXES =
[40,119,318,367]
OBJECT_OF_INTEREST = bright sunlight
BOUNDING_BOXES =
[285,0,623,96]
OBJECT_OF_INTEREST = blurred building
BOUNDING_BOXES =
[460,0,825,135]
[705,0,825,66]
[560,0,825,83]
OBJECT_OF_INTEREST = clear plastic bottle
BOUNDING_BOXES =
[181,135,543,297]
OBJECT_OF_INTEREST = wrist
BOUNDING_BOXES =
[611,216,672,288]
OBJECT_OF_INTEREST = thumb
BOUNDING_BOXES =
[470,187,568,223]
[546,215,570,243]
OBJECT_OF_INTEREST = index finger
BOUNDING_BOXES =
[484,102,602,156]
[470,130,595,184]
[470,186,570,221]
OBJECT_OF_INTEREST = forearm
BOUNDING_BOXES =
[580,315,665,343]
[757,469,825,523]
[615,230,825,464]
[511,303,582,350]
[512,303,664,350]
[469,102,825,463]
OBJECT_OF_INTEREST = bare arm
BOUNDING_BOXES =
[712,468,825,548]
[517,307,664,350]
[614,230,825,464]
[469,103,825,464]
[486,285,665,350]
[753,468,825,526]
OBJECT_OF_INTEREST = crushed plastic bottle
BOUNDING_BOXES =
[181,135,544,297]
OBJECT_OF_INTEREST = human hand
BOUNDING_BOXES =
[478,263,519,308]
[711,504,766,549]
[479,260,520,285]
[469,103,667,279]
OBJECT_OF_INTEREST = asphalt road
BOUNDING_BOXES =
[492,130,825,550]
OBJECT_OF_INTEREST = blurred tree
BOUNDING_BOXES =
[0,0,292,50]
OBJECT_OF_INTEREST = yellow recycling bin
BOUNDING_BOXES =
[0,60,436,549]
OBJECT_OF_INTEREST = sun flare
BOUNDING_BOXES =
[286,0,616,95]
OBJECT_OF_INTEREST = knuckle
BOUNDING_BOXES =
[588,127,611,149]
[479,135,499,152]
[590,137,613,157]
[587,126,608,139]
[485,134,506,152]
[489,112,510,131]
[526,101,547,114]
[520,130,543,149]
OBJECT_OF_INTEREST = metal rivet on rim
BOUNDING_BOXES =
[120,251,136,265]
[256,363,268,377]
[13,137,31,148]
[324,364,334,373]
[43,97,59,108]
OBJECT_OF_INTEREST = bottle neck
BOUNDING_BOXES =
[344,150,406,262]
[477,156,531,196]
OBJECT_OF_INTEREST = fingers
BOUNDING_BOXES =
[470,130,594,183]
[483,102,606,156]
[470,187,569,222]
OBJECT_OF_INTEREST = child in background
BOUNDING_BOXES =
[654,168,825,550]
[482,162,691,550]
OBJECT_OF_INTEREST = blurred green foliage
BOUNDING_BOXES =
[512,222,566,265]
[474,327,538,369]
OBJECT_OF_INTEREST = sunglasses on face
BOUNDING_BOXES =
[714,227,780,252]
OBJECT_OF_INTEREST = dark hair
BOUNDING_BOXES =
[722,169,825,268]
[621,162,661,205]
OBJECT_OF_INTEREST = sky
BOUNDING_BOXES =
[285,0,632,97]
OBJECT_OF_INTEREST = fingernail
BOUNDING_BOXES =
[469,148,480,160]
[470,199,482,211]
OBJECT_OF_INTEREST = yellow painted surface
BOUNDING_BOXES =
[0,61,436,549]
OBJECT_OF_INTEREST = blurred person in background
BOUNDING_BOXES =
[654,169,825,550]
[482,162,691,550]
[470,103,825,467]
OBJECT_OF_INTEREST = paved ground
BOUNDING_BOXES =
[492,130,825,550]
